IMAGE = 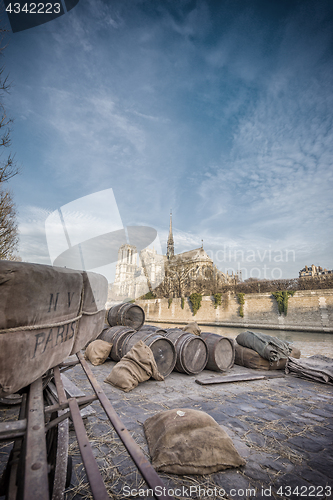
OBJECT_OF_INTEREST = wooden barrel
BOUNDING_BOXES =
[106,303,145,330]
[98,325,135,361]
[121,330,176,377]
[165,328,208,375]
[200,332,235,371]
[137,325,167,335]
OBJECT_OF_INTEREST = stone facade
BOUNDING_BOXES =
[137,289,333,332]
[299,264,333,278]
[157,213,234,297]
[109,244,164,301]
[109,213,234,301]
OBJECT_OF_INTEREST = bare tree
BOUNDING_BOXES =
[0,27,19,260]
[156,262,222,298]
[0,189,18,258]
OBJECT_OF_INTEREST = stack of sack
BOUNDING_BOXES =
[234,330,301,370]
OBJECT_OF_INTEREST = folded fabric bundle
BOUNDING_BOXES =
[236,330,292,362]
[104,340,164,392]
[144,408,246,474]
[285,355,333,385]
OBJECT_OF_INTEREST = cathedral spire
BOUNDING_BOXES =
[167,210,174,259]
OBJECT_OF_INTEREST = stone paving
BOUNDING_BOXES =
[0,360,332,500]
[63,360,333,500]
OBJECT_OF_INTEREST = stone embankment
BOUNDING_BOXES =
[136,289,333,333]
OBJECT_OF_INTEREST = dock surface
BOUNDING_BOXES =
[66,360,333,499]
[1,361,332,499]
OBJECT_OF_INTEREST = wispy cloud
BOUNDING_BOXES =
[5,0,333,277]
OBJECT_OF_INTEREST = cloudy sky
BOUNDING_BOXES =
[2,0,333,281]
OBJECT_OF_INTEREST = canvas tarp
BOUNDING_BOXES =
[285,355,333,385]
[236,330,292,363]
[0,261,83,397]
[144,408,246,475]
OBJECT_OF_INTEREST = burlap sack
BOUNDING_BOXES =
[104,340,164,392]
[144,408,246,474]
[84,340,112,366]
[182,321,201,336]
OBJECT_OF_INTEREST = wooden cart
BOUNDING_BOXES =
[0,353,174,500]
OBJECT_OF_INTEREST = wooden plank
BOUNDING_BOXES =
[61,374,96,418]
[61,374,85,397]
[24,377,49,500]
[0,419,26,441]
[195,373,285,385]
[48,377,95,419]
[68,398,109,500]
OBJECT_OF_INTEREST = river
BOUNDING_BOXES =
[147,322,333,358]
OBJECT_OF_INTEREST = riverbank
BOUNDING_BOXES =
[137,289,333,333]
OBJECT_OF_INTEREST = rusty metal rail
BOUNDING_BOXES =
[77,351,175,500]
[0,355,175,500]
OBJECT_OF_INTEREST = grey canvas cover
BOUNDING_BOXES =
[285,355,333,384]
[236,330,292,362]
[70,271,108,354]
[235,342,300,370]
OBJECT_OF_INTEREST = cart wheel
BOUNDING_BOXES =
[0,393,23,405]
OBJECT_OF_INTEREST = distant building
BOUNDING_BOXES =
[299,265,333,278]
[162,212,234,297]
[109,213,235,301]
[110,244,164,301]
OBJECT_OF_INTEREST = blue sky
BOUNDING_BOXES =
[2,0,333,281]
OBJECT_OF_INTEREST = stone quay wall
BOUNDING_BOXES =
[136,289,333,332]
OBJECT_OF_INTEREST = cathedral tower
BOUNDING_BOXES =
[167,211,174,259]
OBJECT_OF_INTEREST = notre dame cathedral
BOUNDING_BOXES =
[109,213,233,301]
